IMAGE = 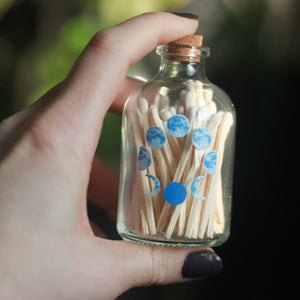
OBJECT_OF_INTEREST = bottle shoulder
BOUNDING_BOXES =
[124,78,235,117]
[209,83,235,113]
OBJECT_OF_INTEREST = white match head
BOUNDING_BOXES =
[196,106,210,122]
[177,105,185,115]
[194,80,203,89]
[207,113,221,130]
[170,106,176,115]
[185,90,196,109]
[188,107,197,120]
[180,89,187,102]
[159,95,170,111]
[149,105,160,119]
[138,97,148,114]
[196,95,206,107]
[203,89,213,103]
[160,109,172,121]
[154,94,160,107]
[186,79,195,90]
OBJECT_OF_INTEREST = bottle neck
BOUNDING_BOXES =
[157,57,208,81]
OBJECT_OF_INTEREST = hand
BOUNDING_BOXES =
[0,12,222,299]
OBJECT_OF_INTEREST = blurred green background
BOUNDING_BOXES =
[2,0,299,170]
[0,0,190,169]
[1,0,299,297]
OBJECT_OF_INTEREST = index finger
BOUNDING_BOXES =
[33,13,198,162]
[63,12,198,126]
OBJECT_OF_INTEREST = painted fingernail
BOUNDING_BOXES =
[173,12,199,20]
[182,251,222,278]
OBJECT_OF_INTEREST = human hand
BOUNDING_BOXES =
[0,12,222,299]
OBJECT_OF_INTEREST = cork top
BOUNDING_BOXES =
[167,35,203,62]
[168,35,203,47]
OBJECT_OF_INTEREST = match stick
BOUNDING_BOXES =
[203,88,216,113]
[214,175,225,234]
[136,98,158,234]
[132,79,232,242]
[194,80,206,107]
[184,112,222,238]
[160,109,183,165]
[175,107,212,236]
[149,106,176,177]
[147,105,174,220]
[198,112,233,238]
[189,113,223,239]
[164,100,216,238]
[126,111,150,234]
[207,172,223,237]
[156,107,197,232]
[162,107,208,237]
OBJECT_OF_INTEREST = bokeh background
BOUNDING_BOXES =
[1,0,299,297]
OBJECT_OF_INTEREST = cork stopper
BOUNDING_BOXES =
[167,35,203,62]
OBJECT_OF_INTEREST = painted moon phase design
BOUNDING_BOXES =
[204,150,217,175]
[146,126,166,149]
[144,174,160,198]
[164,182,187,205]
[192,127,212,150]
[167,114,190,138]
[191,176,206,200]
[137,146,152,171]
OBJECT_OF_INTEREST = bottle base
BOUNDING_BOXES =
[119,230,229,248]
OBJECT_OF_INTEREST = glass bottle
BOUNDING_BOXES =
[117,35,236,247]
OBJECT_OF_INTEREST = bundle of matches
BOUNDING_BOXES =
[128,78,234,241]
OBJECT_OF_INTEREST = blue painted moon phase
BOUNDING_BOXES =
[167,115,190,138]
[191,176,206,200]
[164,182,187,205]
[204,150,217,175]
[144,174,160,198]
[192,127,212,150]
[137,146,152,171]
[146,126,166,149]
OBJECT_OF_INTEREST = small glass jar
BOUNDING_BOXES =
[117,35,236,247]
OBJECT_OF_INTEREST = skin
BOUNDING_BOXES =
[0,12,214,299]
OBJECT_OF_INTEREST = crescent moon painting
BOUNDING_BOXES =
[203,150,217,175]
[144,174,160,198]
[137,146,152,171]
[191,176,206,200]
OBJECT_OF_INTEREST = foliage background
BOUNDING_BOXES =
[1,0,299,297]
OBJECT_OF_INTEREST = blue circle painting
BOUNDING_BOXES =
[167,115,190,138]
[164,182,187,205]
[203,150,217,175]
[137,146,152,171]
[192,127,212,150]
[146,126,166,149]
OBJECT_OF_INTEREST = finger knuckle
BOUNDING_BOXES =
[145,247,169,286]
[142,11,163,28]
[88,28,124,57]
[26,115,59,155]
[141,11,163,21]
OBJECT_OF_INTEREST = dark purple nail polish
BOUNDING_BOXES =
[182,251,223,278]
[173,12,199,20]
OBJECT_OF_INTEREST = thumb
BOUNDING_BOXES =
[111,241,222,289]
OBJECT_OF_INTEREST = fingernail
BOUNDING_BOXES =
[173,12,199,20]
[182,251,223,278]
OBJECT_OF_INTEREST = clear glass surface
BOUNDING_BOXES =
[117,46,236,247]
